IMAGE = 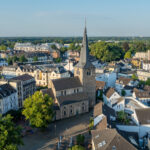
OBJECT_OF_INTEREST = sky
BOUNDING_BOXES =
[0,0,150,37]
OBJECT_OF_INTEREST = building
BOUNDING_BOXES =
[134,50,150,60]
[132,88,150,104]
[93,102,107,130]
[48,25,96,120]
[0,84,18,114]
[115,77,138,96]
[9,74,36,107]
[142,60,150,71]
[74,26,96,107]
[137,70,150,81]
[91,129,137,150]
[2,66,17,79]
[103,88,121,107]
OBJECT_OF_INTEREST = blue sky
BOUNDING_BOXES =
[0,0,150,37]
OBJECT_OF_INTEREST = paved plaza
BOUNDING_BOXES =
[19,111,92,150]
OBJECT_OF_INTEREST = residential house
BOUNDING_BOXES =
[115,77,138,96]
[137,70,150,81]
[2,66,17,79]
[132,88,150,104]
[91,129,137,150]
[93,102,107,130]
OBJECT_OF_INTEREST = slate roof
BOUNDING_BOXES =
[10,74,34,82]
[94,102,103,117]
[57,92,88,106]
[52,77,82,91]
[134,90,150,98]
[135,108,150,125]
[118,77,132,85]
[76,26,94,69]
[0,84,16,99]
[104,88,116,98]
[92,129,137,150]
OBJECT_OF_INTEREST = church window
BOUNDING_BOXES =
[77,89,79,93]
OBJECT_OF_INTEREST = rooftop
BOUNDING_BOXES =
[52,77,82,91]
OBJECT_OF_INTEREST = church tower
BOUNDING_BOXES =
[74,25,96,107]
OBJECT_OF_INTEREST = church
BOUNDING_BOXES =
[46,25,96,120]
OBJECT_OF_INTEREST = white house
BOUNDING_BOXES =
[115,77,138,96]
[132,108,150,138]
[0,84,18,114]
[103,88,121,109]
[132,88,150,105]
[112,97,125,112]
[96,72,117,88]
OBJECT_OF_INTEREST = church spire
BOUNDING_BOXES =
[76,22,93,68]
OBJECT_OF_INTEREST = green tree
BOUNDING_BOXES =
[122,42,129,52]
[132,74,138,80]
[22,91,54,128]
[33,56,38,62]
[146,78,150,86]
[7,57,13,65]
[13,56,19,63]
[55,57,62,63]
[121,90,126,96]
[124,51,131,59]
[0,45,7,51]
[69,145,85,150]
[51,44,57,50]
[19,55,27,63]
[0,114,23,150]
[69,43,76,50]
[90,41,123,62]
[76,134,85,146]
[117,111,129,125]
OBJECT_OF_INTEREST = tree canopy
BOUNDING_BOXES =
[69,145,85,150]
[22,91,54,128]
[0,114,23,150]
[90,41,124,62]
[124,51,131,59]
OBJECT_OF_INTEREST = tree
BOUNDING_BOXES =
[146,78,150,86]
[19,55,27,63]
[124,51,131,59]
[22,91,54,128]
[7,57,13,65]
[69,145,85,150]
[0,45,7,51]
[121,90,126,96]
[13,56,19,63]
[55,57,62,63]
[33,56,38,62]
[90,41,123,62]
[76,134,85,146]
[132,74,138,80]
[117,111,129,125]
[51,44,57,50]
[122,42,129,52]
[0,114,23,150]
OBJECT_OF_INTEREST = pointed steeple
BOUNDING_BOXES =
[76,22,93,68]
